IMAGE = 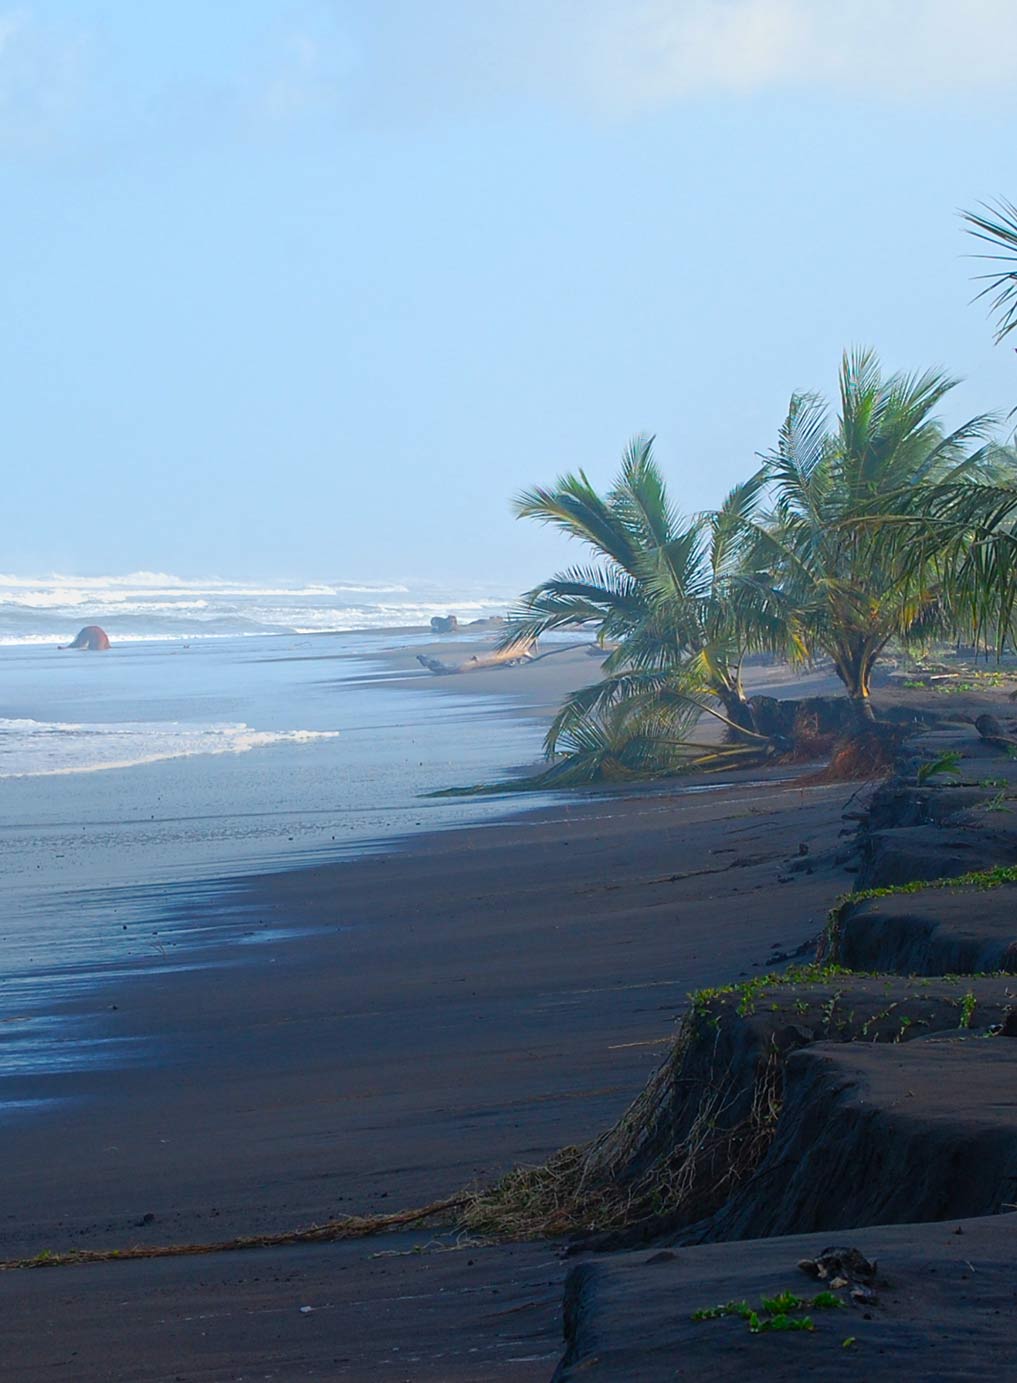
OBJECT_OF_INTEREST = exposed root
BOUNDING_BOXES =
[0,1196,467,1272]
[460,1047,785,1241]
[804,724,907,783]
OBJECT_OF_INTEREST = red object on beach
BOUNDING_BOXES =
[62,625,111,651]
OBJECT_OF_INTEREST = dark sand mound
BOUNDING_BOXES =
[468,975,1016,1245]
[555,1212,1017,1381]
[830,882,1017,975]
[852,734,1017,888]
[856,822,1017,890]
[696,1033,1017,1244]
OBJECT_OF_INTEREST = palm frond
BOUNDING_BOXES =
[963,198,1017,343]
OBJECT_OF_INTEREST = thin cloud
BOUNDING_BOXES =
[308,0,1017,120]
[0,6,88,149]
[570,0,1017,111]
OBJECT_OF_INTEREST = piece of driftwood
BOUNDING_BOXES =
[416,641,535,675]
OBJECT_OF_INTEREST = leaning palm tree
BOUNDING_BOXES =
[744,349,994,721]
[503,438,780,781]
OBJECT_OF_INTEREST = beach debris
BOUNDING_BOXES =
[0,1194,469,1273]
[430,615,459,633]
[798,1246,878,1285]
[416,640,535,675]
[850,1284,879,1306]
[60,625,110,651]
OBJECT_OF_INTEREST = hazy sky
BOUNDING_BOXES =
[3,0,1017,588]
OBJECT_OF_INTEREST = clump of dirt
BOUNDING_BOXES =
[805,723,909,783]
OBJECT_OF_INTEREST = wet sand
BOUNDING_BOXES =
[8,650,1015,1379]
[3,767,856,1379]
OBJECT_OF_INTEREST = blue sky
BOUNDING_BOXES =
[3,0,1017,588]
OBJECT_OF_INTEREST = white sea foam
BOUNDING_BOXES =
[0,717,339,778]
[0,571,514,645]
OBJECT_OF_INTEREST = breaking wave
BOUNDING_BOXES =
[0,572,513,645]
[0,717,340,778]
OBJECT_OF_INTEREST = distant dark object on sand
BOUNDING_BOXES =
[62,625,111,651]
[429,614,506,634]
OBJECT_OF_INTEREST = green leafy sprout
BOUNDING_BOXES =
[692,1288,843,1335]
[917,750,963,784]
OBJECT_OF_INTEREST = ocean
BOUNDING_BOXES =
[0,574,557,1021]
[0,570,515,646]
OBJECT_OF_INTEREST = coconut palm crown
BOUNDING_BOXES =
[744,348,994,719]
[502,438,781,780]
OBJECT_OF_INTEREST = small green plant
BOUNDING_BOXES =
[843,1336,858,1349]
[823,865,1017,962]
[917,750,963,784]
[761,1291,803,1313]
[692,1289,841,1336]
[959,991,977,1028]
[689,964,853,1022]
[756,1314,813,1333]
[982,790,1011,814]
[691,1300,753,1322]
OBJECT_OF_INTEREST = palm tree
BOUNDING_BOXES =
[744,349,994,721]
[503,437,777,780]
[963,199,1017,344]
[888,446,1017,656]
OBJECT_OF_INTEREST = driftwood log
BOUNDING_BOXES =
[416,641,535,675]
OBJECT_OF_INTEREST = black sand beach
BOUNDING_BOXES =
[2,734,855,1377]
[7,643,1017,1380]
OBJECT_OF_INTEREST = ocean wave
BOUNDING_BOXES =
[0,571,514,644]
[0,717,340,778]
[0,572,415,604]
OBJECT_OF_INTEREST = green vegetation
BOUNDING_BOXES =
[960,991,978,1028]
[490,199,1017,786]
[692,1288,844,1335]
[689,963,853,1021]
[917,750,963,783]
[964,198,1017,343]
[822,865,1017,960]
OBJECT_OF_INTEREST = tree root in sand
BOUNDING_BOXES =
[0,1196,469,1272]
[16,973,1017,1273]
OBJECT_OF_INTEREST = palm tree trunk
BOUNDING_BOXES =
[835,649,877,725]
[718,690,759,741]
[850,690,876,723]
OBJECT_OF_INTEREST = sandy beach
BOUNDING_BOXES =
[0,632,865,1379]
[6,634,1017,1379]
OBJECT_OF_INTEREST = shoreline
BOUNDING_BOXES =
[8,664,1017,1377]
[4,761,858,1379]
